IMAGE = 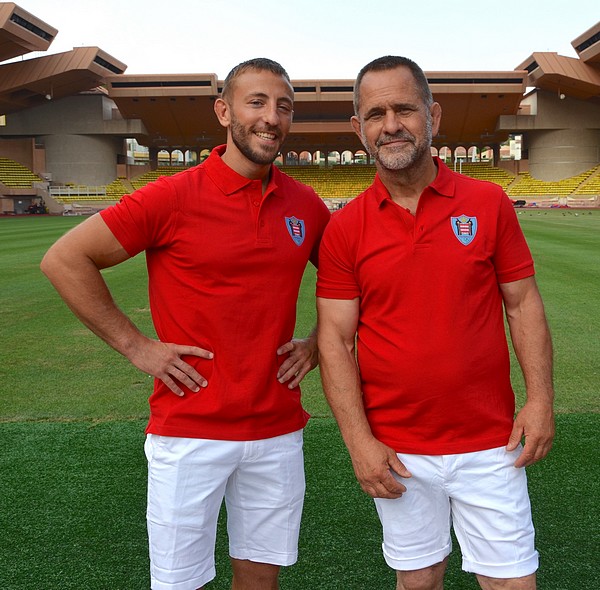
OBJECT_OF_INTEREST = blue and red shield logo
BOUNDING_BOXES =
[451,215,478,245]
[285,216,305,246]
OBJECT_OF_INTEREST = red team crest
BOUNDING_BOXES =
[285,216,305,246]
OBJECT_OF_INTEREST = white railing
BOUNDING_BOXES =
[49,186,107,197]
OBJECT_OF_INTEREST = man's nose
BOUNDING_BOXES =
[382,110,404,134]
[262,103,280,126]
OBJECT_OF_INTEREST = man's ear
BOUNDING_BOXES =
[350,115,363,141]
[214,97,230,128]
[430,102,442,137]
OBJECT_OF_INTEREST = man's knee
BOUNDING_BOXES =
[396,559,447,590]
[231,558,280,590]
[476,572,536,590]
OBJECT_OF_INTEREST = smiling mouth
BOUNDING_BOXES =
[379,138,412,148]
[255,131,278,142]
[377,134,414,148]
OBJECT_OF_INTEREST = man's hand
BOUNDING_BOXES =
[276,336,318,389]
[316,296,409,498]
[507,398,555,468]
[348,436,412,499]
[128,338,213,397]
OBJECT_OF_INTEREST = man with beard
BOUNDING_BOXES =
[41,58,330,590]
[316,56,554,590]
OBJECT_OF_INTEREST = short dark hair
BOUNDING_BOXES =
[222,58,291,101]
[353,56,433,115]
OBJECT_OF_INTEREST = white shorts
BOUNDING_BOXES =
[374,445,539,579]
[144,430,305,590]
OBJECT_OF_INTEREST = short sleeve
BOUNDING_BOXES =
[493,192,535,284]
[100,176,176,256]
[308,194,332,268]
[316,214,361,299]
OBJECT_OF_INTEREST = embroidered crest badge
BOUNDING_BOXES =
[285,216,306,246]
[451,214,478,246]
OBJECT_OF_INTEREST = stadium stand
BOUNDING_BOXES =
[104,177,129,200]
[573,165,600,195]
[49,167,188,205]
[279,165,376,200]
[49,186,107,203]
[0,157,43,187]
[507,169,594,197]
[130,167,187,190]
[455,162,515,191]
[45,162,600,210]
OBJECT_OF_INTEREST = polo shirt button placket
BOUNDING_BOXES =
[253,196,271,245]
[416,205,425,235]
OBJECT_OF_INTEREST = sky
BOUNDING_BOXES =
[11,0,600,79]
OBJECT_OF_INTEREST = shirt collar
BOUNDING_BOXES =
[429,156,456,198]
[371,156,456,207]
[203,145,282,198]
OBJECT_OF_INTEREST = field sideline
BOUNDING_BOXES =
[0,212,598,588]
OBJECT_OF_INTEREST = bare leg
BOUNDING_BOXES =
[396,557,448,590]
[476,572,536,590]
[230,558,280,590]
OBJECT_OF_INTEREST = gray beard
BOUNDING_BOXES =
[364,116,432,171]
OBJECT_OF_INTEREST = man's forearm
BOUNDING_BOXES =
[506,288,554,403]
[317,297,374,449]
[41,244,145,359]
[319,339,373,451]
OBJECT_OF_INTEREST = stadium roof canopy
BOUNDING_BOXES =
[1,3,598,153]
[516,21,600,102]
[104,72,529,152]
[0,2,125,115]
[0,1,55,60]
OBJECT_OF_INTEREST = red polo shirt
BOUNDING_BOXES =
[101,146,330,440]
[317,158,534,454]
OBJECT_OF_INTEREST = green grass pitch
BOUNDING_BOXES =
[0,211,598,588]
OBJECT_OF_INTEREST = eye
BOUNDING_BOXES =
[395,106,417,116]
[365,112,383,122]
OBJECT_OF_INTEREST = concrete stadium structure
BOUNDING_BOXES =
[0,2,598,214]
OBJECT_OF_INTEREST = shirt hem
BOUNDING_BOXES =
[379,435,511,455]
[145,416,310,442]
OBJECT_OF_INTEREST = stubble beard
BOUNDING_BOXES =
[230,116,282,167]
